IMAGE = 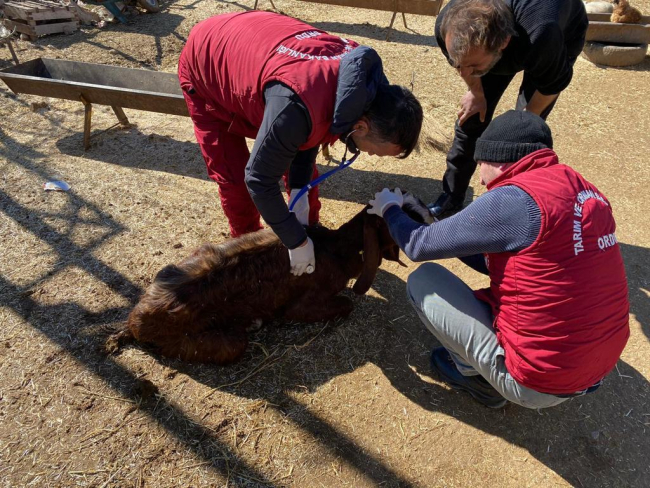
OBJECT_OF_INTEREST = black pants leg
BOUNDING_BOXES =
[442,73,515,203]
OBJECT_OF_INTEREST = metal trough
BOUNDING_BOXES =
[0,57,189,149]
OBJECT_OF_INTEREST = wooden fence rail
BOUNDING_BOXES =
[253,0,443,38]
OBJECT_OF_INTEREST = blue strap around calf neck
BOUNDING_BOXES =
[288,150,360,212]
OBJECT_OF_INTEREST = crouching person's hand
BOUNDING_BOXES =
[289,237,315,276]
[368,188,403,217]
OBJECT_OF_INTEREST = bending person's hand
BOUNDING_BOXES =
[289,237,315,276]
[368,188,403,217]
[288,188,310,226]
[458,89,487,126]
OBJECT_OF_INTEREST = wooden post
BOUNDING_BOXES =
[387,11,398,40]
[111,106,130,127]
[80,95,92,151]
[7,42,19,65]
[253,0,276,9]
[387,5,411,40]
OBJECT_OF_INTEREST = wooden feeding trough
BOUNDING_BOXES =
[1,0,79,41]
[584,13,650,66]
[0,57,189,149]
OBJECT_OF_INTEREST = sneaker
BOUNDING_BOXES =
[427,192,464,218]
[430,347,508,409]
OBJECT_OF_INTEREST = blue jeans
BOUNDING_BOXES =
[407,263,569,409]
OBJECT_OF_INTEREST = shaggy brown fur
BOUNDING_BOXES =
[611,0,643,23]
[110,197,432,364]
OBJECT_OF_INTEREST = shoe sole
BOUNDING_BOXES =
[430,352,508,409]
[446,382,508,409]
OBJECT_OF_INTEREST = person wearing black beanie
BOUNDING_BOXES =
[474,110,553,186]
[367,112,629,410]
[474,110,553,164]
[429,0,588,217]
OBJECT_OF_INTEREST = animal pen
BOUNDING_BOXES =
[0,0,444,150]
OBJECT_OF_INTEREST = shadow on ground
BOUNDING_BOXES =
[0,126,282,485]
[55,128,459,207]
[30,10,186,69]
[4,113,646,486]
[620,242,650,342]
[170,265,650,488]
[308,19,438,47]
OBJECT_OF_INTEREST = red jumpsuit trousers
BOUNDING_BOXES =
[180,76,321,238]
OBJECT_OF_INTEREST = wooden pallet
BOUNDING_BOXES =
[2,0,79,41]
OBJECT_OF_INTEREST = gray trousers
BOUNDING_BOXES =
[407,263,568,409]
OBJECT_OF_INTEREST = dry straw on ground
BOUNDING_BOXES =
[1,0,649,487]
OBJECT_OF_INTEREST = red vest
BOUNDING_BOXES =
[178,11,358,149]
[475,149,629,394]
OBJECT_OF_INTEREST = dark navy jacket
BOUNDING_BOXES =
[245,46,387,248]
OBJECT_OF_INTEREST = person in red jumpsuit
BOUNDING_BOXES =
[178,11,423,275]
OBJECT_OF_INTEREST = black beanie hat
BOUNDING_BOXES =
[474,110,553,163]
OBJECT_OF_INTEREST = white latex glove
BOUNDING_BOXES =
[288,237,315,276]
[288,188,310,226]
[368,188,404,217]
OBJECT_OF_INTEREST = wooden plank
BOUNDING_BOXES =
[4,2,78,22]
[7,19,79,38]
[0,58,190,116]
[31,20,78,35]
[295,0,442,16]
[30,9,77,21]
[588,12,650,24]
[9,0,61,5]
[4,3,33,20]
[587,21,650,44]
[6,0,42,8]
[2,19,35,37]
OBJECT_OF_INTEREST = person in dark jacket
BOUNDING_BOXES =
[429,0,588,217]
[178,11,423,276]
[368,111,629,409]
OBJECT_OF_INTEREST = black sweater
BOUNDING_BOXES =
[435,0,588,95]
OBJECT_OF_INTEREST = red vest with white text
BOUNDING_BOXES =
[475,149,629,394]
[178,11,358,148]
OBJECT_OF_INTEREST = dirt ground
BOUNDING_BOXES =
[1,0,649,486]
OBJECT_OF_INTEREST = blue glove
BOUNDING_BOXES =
[368,188,403,217]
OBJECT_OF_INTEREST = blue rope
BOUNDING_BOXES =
[288,151,360,212]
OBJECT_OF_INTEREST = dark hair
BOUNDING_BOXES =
[365,84,423,159]
[440,0,516,66]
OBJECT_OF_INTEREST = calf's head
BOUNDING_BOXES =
[352,192,434,295]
